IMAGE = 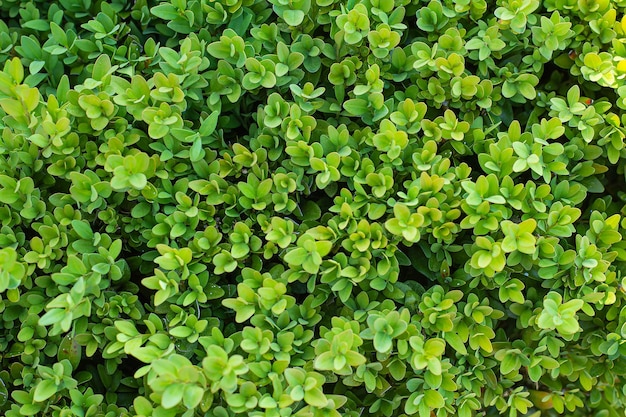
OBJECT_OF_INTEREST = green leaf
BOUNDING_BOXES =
[151,4,180,20]
[284,247,308,265]
[128,174,148,190]
[39,309,67,326]
[231,242,250,259]
[161,383,185,409]
[424,390,445,408]
[92,54,112,81]
[388,359,406,381]
[183,385,204,409]
[281,9,305,26]
[71,220,93,240]
[133,397,153,415]
[132,202,152,218]
[343,99,369,115]
[501,355,520,374]
[57,334,82,369]
[518,83,536,99]
[304,387,327,407]
[33,379,58,402]
[444,332,467,355]
[7,58,24,84]
[22,19,50,32]
[374,332,393,353]
[501,81,517,98]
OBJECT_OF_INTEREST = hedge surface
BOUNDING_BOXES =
[1,0,626,416]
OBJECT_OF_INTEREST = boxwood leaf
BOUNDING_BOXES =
[33,379,57,402]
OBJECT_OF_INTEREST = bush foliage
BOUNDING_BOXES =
[1,0,626,416]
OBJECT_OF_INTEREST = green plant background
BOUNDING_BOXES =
[0,0,626,416]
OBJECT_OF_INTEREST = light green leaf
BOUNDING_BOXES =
[183,385,204,409]
[161,383,185,409]
[33,379,58,402]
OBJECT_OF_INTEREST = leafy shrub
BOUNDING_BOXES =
[1,0,626,416]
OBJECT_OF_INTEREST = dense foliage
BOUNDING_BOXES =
[1,0,626,416]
